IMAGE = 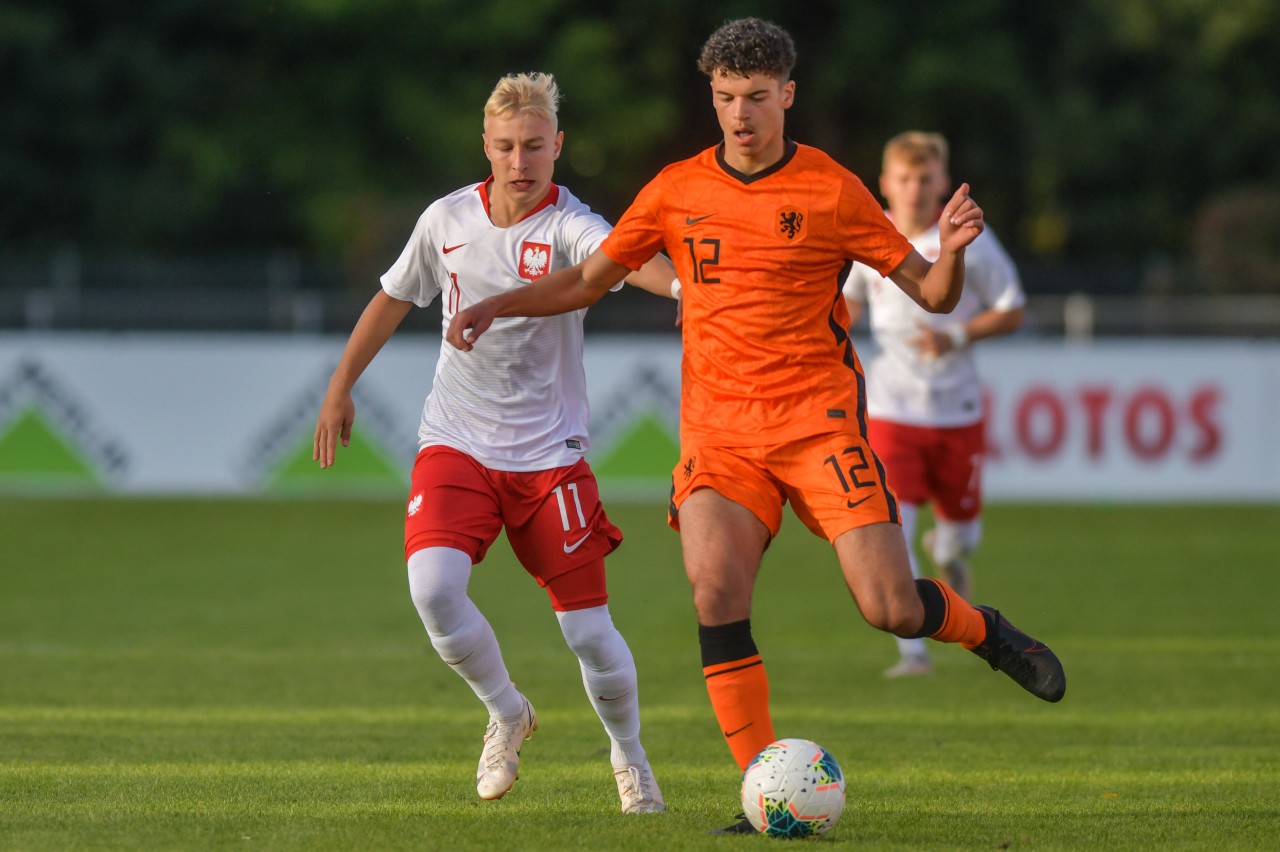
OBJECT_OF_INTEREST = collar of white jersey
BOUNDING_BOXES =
[476,177,562,224]
[885,208,943,237]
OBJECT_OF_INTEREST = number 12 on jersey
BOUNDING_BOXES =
[682,238,721,284]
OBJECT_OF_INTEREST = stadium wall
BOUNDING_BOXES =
[1,333,1276,502]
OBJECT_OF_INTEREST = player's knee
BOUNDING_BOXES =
[558,603,632,675]
[930,519,982,565]
[406,547,471,633]
[874,612,920,637]
[862,594,924,637]
[691,581,751,625]
[558,607,611,656]
[408,580,459,631]
[688,561,755,618]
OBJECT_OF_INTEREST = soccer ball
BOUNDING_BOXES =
[740,738,846,838]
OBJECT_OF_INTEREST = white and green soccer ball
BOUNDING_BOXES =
[740,738,846,838]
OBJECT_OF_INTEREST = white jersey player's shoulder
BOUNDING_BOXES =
[966,223,1010,261]
[543,184,617,271]
[381,183,488,308]
[424,182,487,221]
[400,182,488,255]
[963,225,1024,311]
[552,183,588,211]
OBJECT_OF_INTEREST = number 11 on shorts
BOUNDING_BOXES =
[552,483,587,531]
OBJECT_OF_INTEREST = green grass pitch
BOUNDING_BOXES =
[2,498,1277,849]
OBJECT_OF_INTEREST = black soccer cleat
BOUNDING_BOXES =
[970,605,1066,702]
[710,813,757,836]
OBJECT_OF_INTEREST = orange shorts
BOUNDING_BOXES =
[668,427,901,542]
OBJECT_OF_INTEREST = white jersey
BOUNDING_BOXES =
[843,221,1024,428]
[381,180,619,471]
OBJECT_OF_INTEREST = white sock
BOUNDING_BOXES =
[896,504,929,660]
[930,517,983,565]
[556,605,647,767]
[407,547,524,720]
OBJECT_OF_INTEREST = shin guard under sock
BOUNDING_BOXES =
[911,578,987,648]
[700,619,776,770]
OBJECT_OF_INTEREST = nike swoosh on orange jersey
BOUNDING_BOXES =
[685,213,716,225]
[442,243,467,254]
[846,494,873,510]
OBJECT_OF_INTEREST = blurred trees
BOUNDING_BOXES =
[2,0,1277,292]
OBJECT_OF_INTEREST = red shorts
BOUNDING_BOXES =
[404,446,623,610]
[668,425,901,543]
[866,419,984,521]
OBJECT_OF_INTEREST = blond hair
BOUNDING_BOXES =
[483,72,561,125]
[883,131,949,172]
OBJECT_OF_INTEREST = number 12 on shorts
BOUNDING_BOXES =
[552,483,587,531]
[824,447,875,492]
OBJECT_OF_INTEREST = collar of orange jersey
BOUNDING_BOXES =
[476,176,561,223]
[715,138,797,185]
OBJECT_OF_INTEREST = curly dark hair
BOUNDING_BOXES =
[696,17,797,80]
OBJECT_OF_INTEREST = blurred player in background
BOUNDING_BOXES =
[844,132,1026,678]
[445,21,1064,834]
[313,72,677,814]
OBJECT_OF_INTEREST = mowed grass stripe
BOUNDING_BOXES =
[3,636,1279,655]
[2,704,1278,728]
[4,761,1275,852]
[5,761,1275,787]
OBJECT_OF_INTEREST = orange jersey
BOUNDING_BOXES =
[601,141,913,447]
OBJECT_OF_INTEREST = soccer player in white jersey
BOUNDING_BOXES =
[312,72,679,813]
[843,132,1026,678]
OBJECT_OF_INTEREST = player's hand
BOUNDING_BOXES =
[446,300,498,351]
[674,289,683,328]
[938,182,984,252]
[313,387,355,469]
[908,323,951,360]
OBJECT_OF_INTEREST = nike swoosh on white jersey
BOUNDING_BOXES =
[563,533,592,553]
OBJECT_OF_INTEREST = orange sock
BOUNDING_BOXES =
[704,655,776,770]
[916,578,988,648]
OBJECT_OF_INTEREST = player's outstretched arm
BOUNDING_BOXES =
[623,253,679,298]
[446,248,632,351]
[313,290,413,468]
[888,183,984,314]
[624,253,683,327]
[968,306,1025,342]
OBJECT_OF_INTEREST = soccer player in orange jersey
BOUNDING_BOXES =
[446,19,1066,833]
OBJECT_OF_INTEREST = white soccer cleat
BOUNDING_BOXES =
[883,654,933,679]
[613,761,666,814]
[476,697,537,800]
